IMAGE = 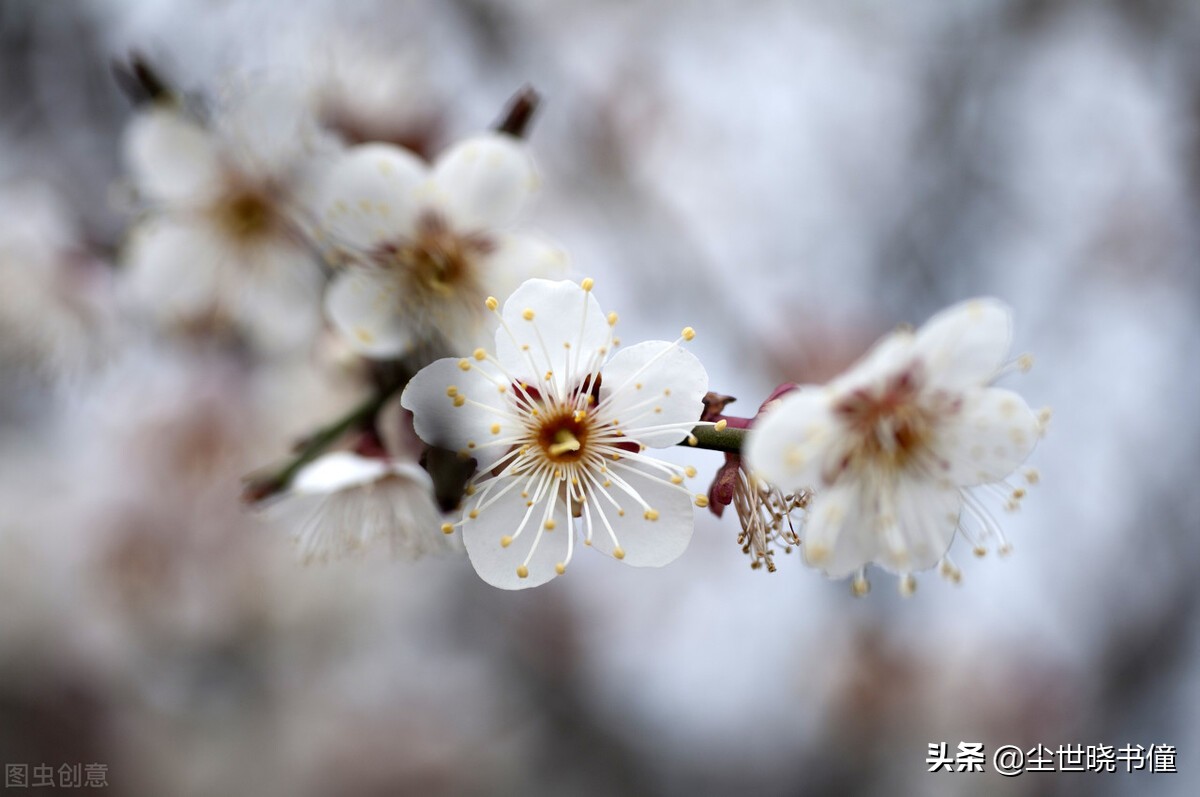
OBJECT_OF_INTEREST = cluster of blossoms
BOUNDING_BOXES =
[118,73,1047,593]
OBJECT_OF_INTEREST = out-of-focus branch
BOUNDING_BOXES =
[241,382,403,503]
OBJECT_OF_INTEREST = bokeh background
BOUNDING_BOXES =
[2,1,1198,795]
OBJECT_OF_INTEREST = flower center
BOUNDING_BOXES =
[384,212,494,299]
[833,365,932,469]
[217,189,277,241]
[535,409,591,464]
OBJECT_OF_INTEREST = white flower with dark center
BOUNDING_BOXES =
[285,451,455,563]
[400,278,709,589]
[315,134,566,358]
[745,299,1046,593]
[122,87,330,352]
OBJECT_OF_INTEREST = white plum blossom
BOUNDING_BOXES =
[315,134,566,359]
[745,298,1046,592]
[122,86,330,352]
[400,278,709,589]
[0,183,115,380]
[285,451,455,563]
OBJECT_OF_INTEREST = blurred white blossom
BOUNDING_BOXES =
[315,134,567,358]
[0,183,115,381]
[284,450,455,563]
[121,86,333,353]
[746,299,1044,591]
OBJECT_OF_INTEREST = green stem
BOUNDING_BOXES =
[243,382,403,502]
[687,424,746,454]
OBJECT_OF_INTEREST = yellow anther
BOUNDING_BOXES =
[670,475,683,485]
[687,434,698,446]
[473,348,486,361]
[714,419,727,432]
[607,311,618,326]
[486,296,498,310]
[500,535,513,548]
[446,386,458,397]
[899,574,917,597]
[684,466,697,478]
[544,519,556,530]
[694,495,709,508]
[643,508,659,521]
[516,565,529,579]
[852,574,871,597]
[522,308,535,321]
[613,546,626,560]
[440,523,454,535]
[491,423,501,435]
[573,410,587,422]
[458,359,471,371]
[681,326,695,341]
[939,560,962,584]
[468,509,479,519]
[547,429,582,457]
[581,277,594,291]
[453,395,466,408]
[555,562,566,575]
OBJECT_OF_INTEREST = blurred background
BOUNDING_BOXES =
[1,0,1197,795]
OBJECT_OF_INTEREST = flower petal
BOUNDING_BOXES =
[914,298,1012,389]
[461,474,565,590]
[494,279,610,393]
[400,355,511,454]
[933,386,1039,486]
[830,327,916,394]
[123,218,223,317]
[124,108,224,203]
[599,340,708,448]
[292,452,394,493]
[234,238,324,353]
[879,474,962,574]
[429,134,537,230]
[801,479,877,578]
[743,388,839,491]
[324,268,413,357]
[585,460,694,567]
[314,143,427,250]
[213,82,316,178]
